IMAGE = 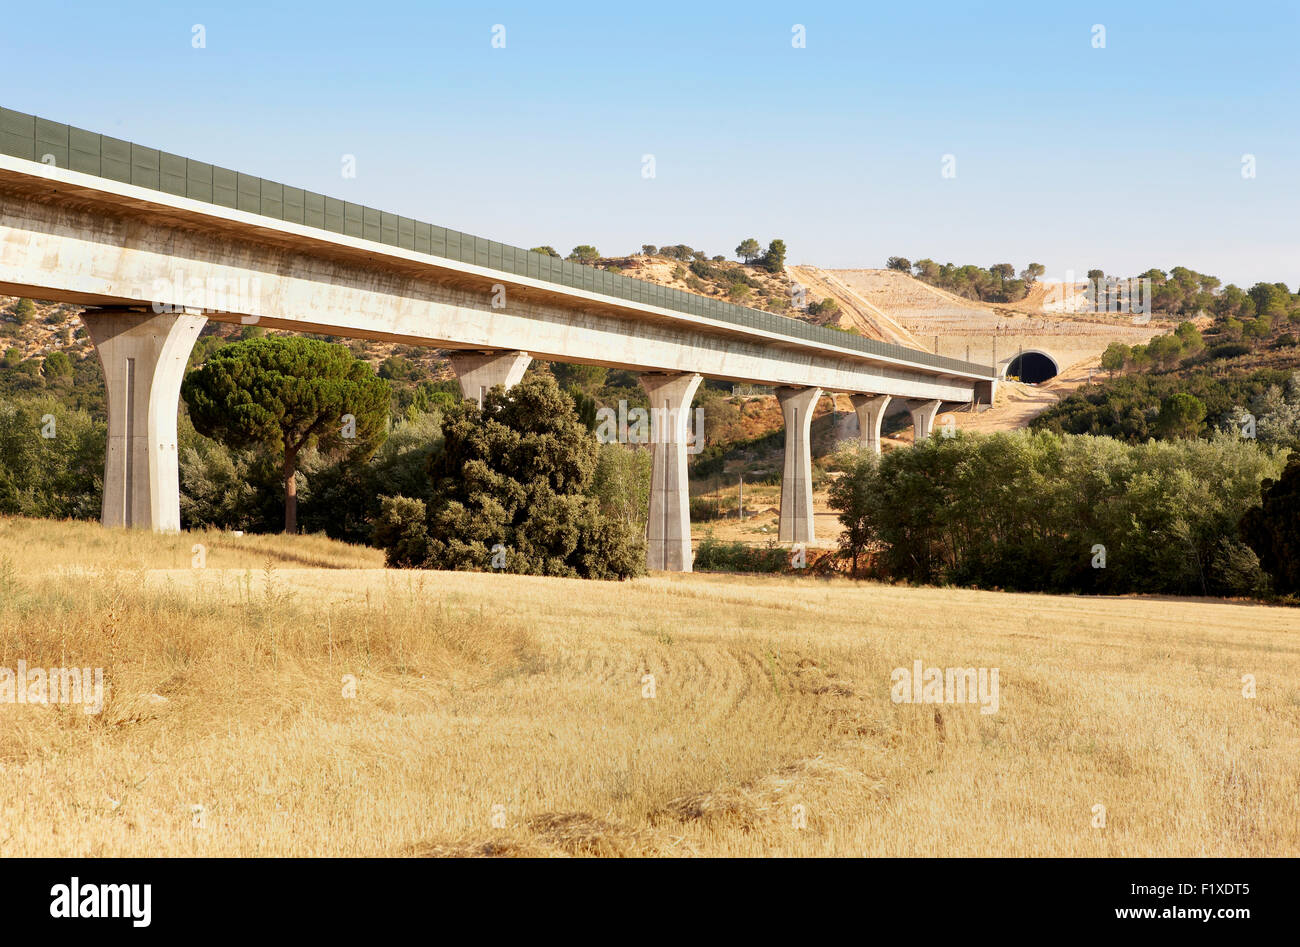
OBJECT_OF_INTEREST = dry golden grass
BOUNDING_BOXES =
[1,514,1297,857]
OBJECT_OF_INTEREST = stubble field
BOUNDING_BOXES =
[1,515,1296,857]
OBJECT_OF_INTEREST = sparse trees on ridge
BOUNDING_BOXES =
[735,238,761,263]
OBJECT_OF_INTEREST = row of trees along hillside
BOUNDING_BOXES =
[1036,269,1300,443]
[526,239,792,314]
[885,256,1045,303]
[829,430,1300,599]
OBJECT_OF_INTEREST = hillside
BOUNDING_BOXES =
[821,268,1167,374]
[787,266,921,346]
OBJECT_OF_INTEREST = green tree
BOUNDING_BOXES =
[735,238,761,263]
[177,416,265,531]
[378,355,419,382]
[1156,392,1206,439]
[1100,342,1130,375]
[10,298,36,324]
[41,350,73,382]
[1146,333,1185,369]
[828,448,880,575]
[641,245,658,256]
[1248,282,1288,319]
[377,374,643,578]
[1020,263,1045,283]
[1173,321,1204,356]
[530,246,560,257]
[0,395,104,520]
[570,390,598,431]
[588,442,651,530]
[827,429,1281,596]
[886,256,911,272]
[182,337,390,534]
[299,408,446,543]
[372,496,431,568]
[807,297,841,317]
[1240,456,1300,595]
[912,258,940,281]
[550,362,608,393]
[762,239,787,274]
[567,245,601,264]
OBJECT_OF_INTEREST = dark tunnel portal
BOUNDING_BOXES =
[1005,352,1058,384]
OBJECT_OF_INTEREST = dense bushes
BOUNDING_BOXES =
[830,431,1288,596]
[1240,456,1300,595]
[1208,343,1251,361]
[905,258,1032,303]
[0,396,104,520]
[693,536,789,572]
[1032,369,1296,443]
[373,374,644,579]
[296,410,444,542]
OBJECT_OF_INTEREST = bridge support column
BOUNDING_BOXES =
[777,386,822,543]
[973,378,997,409]
[639,372,702,572]
[908,399,942,443]
[449,350,532,408]
[849,394,891,454]
[80,307,207,532]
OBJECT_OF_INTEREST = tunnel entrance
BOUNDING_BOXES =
[1003,351,1059,384]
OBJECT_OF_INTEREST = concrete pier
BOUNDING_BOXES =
[850,393,891,454]
[777,386,822,543]
[80,308,207,531]
[640,372,702,572]
[908,399,942,442]
[448,350,532,407]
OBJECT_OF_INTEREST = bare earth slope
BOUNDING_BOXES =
[787,265,922,347]
[825,269,1166,374]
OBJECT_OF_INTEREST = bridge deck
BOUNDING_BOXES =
[0,105,993,379]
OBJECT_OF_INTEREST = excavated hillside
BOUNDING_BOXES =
[803,268,1167,374]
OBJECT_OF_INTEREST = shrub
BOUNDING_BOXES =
[689,495,724,522]
[373,496,430,568]
[1240,456,1300,595]
[693,536,789,573]
[1208,343,1250,360]
[829,431,1286,596]
[377,374,644,579]
[0,395,104,520]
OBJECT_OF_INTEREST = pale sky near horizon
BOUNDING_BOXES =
[3,1,1297,289]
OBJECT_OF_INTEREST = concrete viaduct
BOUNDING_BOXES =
[0,107,997,571]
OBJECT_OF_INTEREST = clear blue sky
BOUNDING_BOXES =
[4,1,1297,288]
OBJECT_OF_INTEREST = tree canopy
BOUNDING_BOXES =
[1241,456,1300,595]
[374,373,643,579]
[182,336,390,533]
[762,239,787,274]
[735,238,761,263]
